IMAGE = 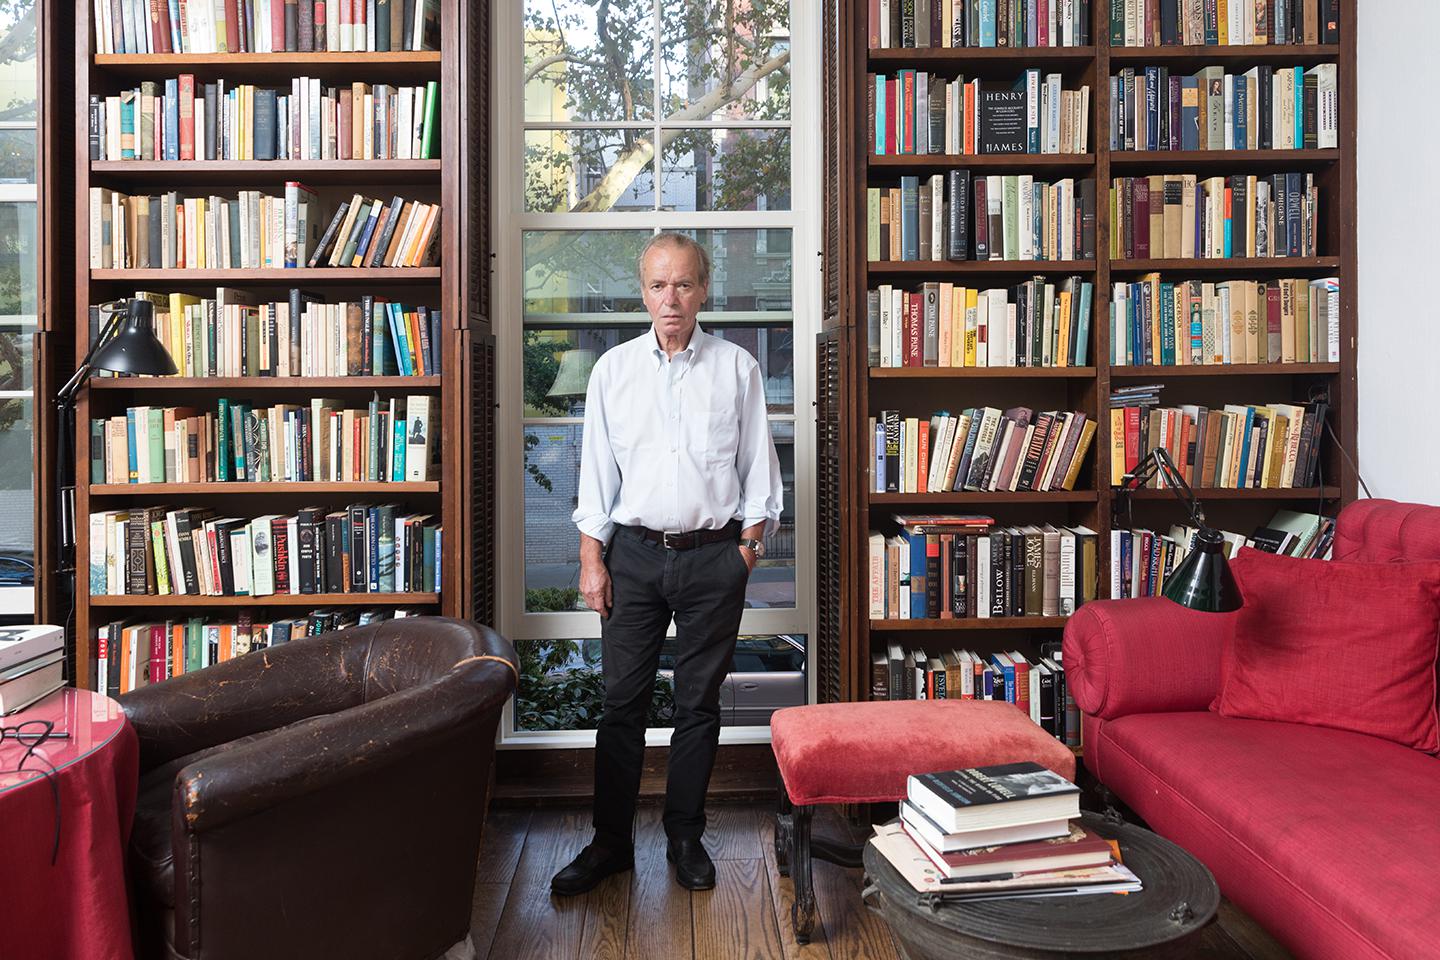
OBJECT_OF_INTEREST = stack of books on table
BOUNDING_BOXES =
[0,625,65,715]
[870,761,1142,900]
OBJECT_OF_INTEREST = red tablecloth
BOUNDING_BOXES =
[1,687,139,960]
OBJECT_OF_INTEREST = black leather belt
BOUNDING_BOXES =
[626,520,741,551]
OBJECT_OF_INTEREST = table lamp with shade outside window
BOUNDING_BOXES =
[54,299,177,679]
[1114,447,1243,613]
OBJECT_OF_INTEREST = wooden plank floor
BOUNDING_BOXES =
[473,801,1293,960]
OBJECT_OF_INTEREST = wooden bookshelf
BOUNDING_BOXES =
[815,4,1357,713]
[71,0,494,691]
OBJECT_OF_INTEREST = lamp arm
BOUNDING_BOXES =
[56,302,125,405]
[1116,447,1207,529]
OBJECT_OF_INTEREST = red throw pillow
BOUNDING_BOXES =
[1213,547,1440,753]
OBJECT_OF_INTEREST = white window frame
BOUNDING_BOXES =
[493,0,820,748]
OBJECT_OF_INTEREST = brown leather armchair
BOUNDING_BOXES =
[120,617,517,960]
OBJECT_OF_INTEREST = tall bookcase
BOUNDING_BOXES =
[70,0,495,691]
[817,2,1357,716]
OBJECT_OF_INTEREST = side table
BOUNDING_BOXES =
[0,686,139,960]
[862,810,1220,959]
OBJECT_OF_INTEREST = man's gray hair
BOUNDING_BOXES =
[636,231,712,287]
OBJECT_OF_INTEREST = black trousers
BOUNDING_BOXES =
[592,524,749,850]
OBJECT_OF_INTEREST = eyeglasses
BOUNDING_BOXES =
[2,719,66,865]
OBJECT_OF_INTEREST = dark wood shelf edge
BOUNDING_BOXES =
[870,617,1069,630]
[90,593,442,606]
[870,366,1097,378]
[88,376,443,389]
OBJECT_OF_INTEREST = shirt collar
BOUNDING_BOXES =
[649,322,706,369]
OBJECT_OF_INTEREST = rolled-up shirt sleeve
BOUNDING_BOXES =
[572,360,620,545]
[735,360,784,537]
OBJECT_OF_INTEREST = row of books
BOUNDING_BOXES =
[869,71,1090,156]
[880,765,1142,898]
[1110,512,1334,599]
[89,78,439,162]
[90,394,438,485]
[1110,64,1337,153]
[867,277,1094,369]
[1110,172,1320,260]
[88,505,442,597]
[1109,0,1338,47]
[867,174,1098,262]
[94,292,441,379]
[94,608,423,696]
[868,0,1094,49]
[871,406,1098,494]
[1109,394,1328,489]
[310,193,440,268]
[1110,275,1338,367]
[0,626,65,715]
[869,517,1099,619]
[93,0,441,54]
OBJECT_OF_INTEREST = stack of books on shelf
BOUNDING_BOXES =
[0,626,65,716]
[90,77,440,162]
[91,394,438,485]
[1111,509,1334,599]
[92,291,441,379]
[1109,0,1339,47]
[868,0,1094,48]
[1109,386,1327,490]
[869,276,1093,368]
[95,608,418,696]
[88,505,441,597]
[1109,64,1337,152]
[1110,173,1320,260]
[869,70,1090,156]
[94,0,441,54]
[869,175,1096,263]
[871,763,1140,900]
[868,515,1099,619]
[871,406,1097,494]
[873,647,1080,745]
[1110,274,1338,366]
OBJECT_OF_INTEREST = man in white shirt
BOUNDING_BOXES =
[551,232,784,896]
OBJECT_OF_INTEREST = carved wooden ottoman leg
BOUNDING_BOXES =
[774,779,793,877]
[790,803,816,945]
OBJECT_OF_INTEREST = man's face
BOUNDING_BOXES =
[640,243,708,342]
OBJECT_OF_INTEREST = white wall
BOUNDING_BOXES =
[1357,2,1440,504]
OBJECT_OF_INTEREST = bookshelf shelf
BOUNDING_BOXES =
[869,259,1096,276]
[88,376,443,390]
[869,154,1095,171]
[91,159,444,186]
[1112,363,1340,377]
[820,4,1355,714]
[870,366,1096,379]
[89,482,442,495]
[871,617,1070,631]
[869,491,1097,505]
[91,268,442,283]
[69,0,492,695]
[1110,257,1340,274]
[91,592,442,607]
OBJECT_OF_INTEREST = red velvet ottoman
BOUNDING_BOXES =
[768,700,1077,942]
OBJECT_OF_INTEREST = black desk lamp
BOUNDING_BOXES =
[55,299,177,679]
[1115,447,1242,613]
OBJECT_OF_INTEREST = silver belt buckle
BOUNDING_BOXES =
[662,530,685,550]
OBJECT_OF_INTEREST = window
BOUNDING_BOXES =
[0,0,36,622]
[496,0,817,741]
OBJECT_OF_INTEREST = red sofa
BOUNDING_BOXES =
[1063,499,1440,960]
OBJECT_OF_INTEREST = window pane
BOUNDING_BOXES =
[660,128,791,213]
[0,396,33,617]
[518,633,805,731]
[0,129,35,185]
[689,228,792,312]
[523,229,650,316]
[660,0,791,121]
[522,419,795,609]
[524,130,656,213]
[523,0,653,122]
[0,326,31,391]
[0,202,38,320]
[523,323,793,415]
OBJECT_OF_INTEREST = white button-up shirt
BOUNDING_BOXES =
[573,323,784,545]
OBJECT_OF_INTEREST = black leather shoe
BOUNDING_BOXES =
[666,838,716,891]
[550,842,634,897]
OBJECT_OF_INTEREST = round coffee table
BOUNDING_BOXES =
[861,811,1219,959]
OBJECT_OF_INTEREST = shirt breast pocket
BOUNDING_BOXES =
[699,409,740,469]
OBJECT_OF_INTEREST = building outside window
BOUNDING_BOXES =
[495,0,816,742]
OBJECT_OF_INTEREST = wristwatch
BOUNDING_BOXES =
[739,538,766,558]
